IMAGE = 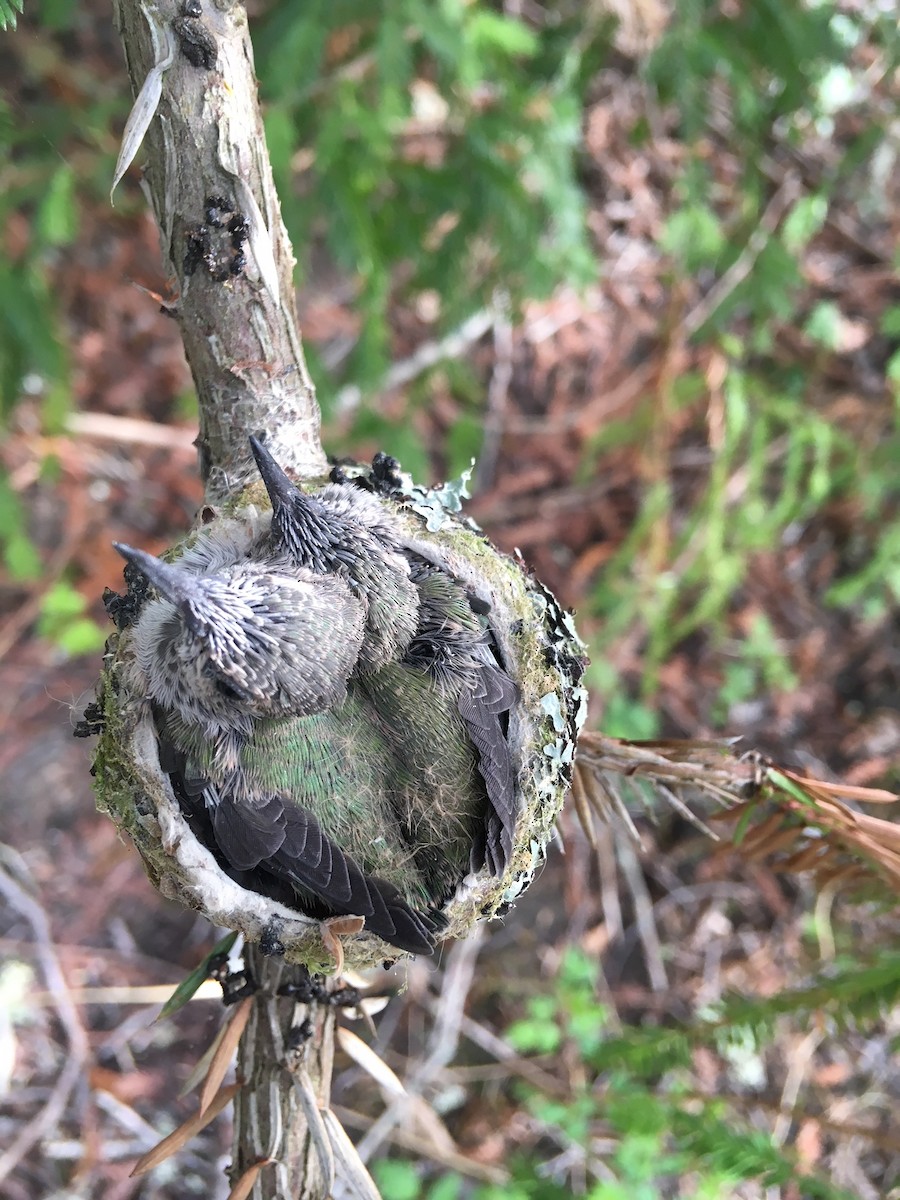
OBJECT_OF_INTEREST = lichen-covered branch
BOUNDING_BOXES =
[112,0,327,500]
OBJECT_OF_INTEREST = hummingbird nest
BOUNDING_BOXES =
[86,454,588,972]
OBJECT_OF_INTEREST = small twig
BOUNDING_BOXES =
[475,291,514,492]
[199,995,253,1115]
[0,849,90,1185]
[321,1109,383,1200]
[595,824,624,945]
[615,837,668,992]
[333,1106,508,1187]
[576,735,900,901]
[30,981,222,1006]
[355,929,485,1165]
[292,1068,336,1191]
[416,926,485,1084]
[454,1013,569,1099]
[681,174,803,339]
[66,412,198,450]
[332,309,495,415]
[93,1088,165,1149]
[772,1027,823,1148]
[130,1083,242,1176]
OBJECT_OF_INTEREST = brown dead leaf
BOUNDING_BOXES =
[90,1066,159,1104]
[813,1061,853,1087]
[130,1083,241,1176]
[198,996,253,1117]
[780,770,898,805]
[795,1119,823,1170]
[227,1159,275,1200]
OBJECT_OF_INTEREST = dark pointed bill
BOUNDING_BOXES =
[112,543,196,605]
[248,435,302,512]
[112,544,214,639]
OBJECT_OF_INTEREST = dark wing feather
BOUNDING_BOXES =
[213,792,287,870]
[272,801,361,909]
[153,711,435,955]
[458,642,519,875]
[401,562,520,878]
[271,803,437,952]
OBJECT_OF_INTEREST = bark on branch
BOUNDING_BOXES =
[113,0,327,502]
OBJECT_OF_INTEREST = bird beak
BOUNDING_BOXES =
[112,543,194,607]
[249,435,302,512]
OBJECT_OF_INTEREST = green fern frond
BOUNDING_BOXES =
[719,952,900,1039]
[586,1027,694,1076]
[671,1106,857,1200]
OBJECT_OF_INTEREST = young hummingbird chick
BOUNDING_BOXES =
[113,543,438,955]
[249,436,519,883]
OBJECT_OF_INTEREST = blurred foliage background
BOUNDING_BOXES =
[1,1,899,1197]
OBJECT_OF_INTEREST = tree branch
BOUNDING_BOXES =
[113,0,327,500]
[233,949,339,1198]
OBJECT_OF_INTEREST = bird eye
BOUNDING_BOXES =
[213,675,247,702]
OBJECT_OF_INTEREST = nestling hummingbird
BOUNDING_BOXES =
[248,436,519,878]
[112,444,520,956]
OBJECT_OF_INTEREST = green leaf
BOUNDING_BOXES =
[559,945,599,994]
[38,582,108,656]
[56,618,106,657]
[42,382,71,434]
[661,205,726,270]
[445,413,484,480]
[263,104,296,185]
[4,531,41,581]
[600,693,660,740]
[40,580,87,620]
[804,301,842,349]
[781,193,828,253]
[371,1158,422,1200]
[474,1185,530,1200]
[511,1019,562,1055]
[427,1175,463,1200]
[766,768,814,807]
[39,0,76,30]
[880,306,900,338]
[158,932,239,1021]
[467,12,539,59]
[36,165,77,246]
